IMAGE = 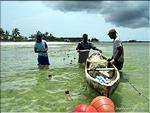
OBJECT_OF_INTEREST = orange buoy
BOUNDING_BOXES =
[73,104,97,112]
[90,96,115,112]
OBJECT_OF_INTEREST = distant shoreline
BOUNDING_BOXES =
[122,41,150,43]
[1,41,150,46]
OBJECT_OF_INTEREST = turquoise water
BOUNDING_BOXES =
[1,42,149,112]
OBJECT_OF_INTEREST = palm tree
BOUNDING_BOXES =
[45,32,49,36]
[12,28,23,41]
[12,28,20,41]
[49,33,53,37]
[29,34,36,41]
[91,38,99,42]
[4,30,10,40]
[43,32,49,40]
[0,28,5,40]
[23,37,28,41]
[12,28,20,37]
[49,33,55,41]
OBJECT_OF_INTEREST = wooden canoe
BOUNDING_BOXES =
[85,52,120,97]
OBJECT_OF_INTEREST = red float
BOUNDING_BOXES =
[90,96,115,112]
[73,104,97,112]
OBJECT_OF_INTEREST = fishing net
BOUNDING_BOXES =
[88,54,108,70]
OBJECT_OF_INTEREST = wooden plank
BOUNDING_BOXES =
[96,68,114,71]
[88,68,114,71]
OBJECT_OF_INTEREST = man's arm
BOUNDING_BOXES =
[76,43,81,52]
[34,47,39,53]
[76,43,80,50]
[91,44,102,53]
[44,42,48,51]
[107,56,113,61]
[89,42,102,53]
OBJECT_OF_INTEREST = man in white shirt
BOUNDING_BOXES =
[107,29,124,70]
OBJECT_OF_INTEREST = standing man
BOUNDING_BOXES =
[76,34,102,64]
[34,32,50,69]
[107,29,124,70]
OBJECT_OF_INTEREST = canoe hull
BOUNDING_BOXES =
[85,52,120,97]
[85,74,120,96]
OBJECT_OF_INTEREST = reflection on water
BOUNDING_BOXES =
[1,42,149,112]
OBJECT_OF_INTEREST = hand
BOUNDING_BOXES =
[107,58,112,62]
[99,50,102,53]
[41,51,46,53]
[45,48,48,52]
[112,60,117,65]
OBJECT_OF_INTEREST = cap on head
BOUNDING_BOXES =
[82,34,88,39]
[108,29,117,35]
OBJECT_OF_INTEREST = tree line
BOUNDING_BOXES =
[0,27,99,42]
[0,27,59,42]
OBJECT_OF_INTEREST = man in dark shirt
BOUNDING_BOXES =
[76,34,102,64]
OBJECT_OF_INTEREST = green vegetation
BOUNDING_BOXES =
[0,28,27,42]
[91,38,99,42]
[0,27,100,42]
[0,27,59,42]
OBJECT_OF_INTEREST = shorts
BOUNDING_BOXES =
[38,55,50,65]
[114,61,124,70]
[78,52,89,64]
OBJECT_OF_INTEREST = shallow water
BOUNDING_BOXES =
[1,42,149,112]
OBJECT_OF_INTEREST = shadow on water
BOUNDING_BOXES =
[119,71,129,83]
[119,71,144,96]
[111,93,122,112]
[77,63,86,69]
[113,71,144,111]
[113,71,149,112]
[111,71,129,112]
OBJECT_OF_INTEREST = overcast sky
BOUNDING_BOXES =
[1,1,149,41]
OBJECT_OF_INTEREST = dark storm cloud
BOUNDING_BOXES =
[43,1,149,28]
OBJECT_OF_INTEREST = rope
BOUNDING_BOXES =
[126,78,149,101]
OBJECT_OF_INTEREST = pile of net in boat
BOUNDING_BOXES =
[88,54,108,70]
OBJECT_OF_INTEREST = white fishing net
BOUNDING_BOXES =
[88,53,108,70]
